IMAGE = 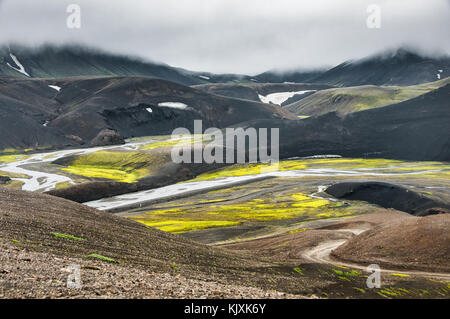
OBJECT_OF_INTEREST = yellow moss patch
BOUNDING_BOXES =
[127,192,354,233]
[0,154,29,164]
[135,219,239,233]
[61,150,166,183]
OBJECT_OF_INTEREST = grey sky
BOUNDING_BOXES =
[0,0,449,74]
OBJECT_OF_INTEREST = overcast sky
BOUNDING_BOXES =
[0,0,449,74]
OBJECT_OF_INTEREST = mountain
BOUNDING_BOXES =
[235,84,450,161]
[192,82,332,103]
[285,77,450,117]
[253,69,326,84]
[0,44,246,86]
[0,75,295,151]
[313,48,450,86]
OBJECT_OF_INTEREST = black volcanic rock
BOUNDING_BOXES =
[325,181,450,216]
[193,83,331,103]
[90,129,125,146]
[0,176,11,184]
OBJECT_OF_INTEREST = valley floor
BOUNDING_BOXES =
[0,137,449,298]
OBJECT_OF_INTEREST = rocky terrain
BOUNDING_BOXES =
[0,75,294,150]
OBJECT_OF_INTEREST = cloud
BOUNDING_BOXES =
[0,0,448,74]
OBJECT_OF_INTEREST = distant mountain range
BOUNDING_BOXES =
[254,48,449,86]
[0,45,247,86]
[313,48,450,86]
[1,45,448,87]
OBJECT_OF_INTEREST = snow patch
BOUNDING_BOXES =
[6,54,30,77]
[48,85,61,92]
[146,107,153,113]
[198,75,210,80]
[258,90,316,105]
[158,102,188,110]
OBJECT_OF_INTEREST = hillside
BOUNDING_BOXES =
[313,48,450,86]
[0,188,308,297]
[0,76,295,151]
[0,45,246,86]
[233,84,450,161]
[332,214,450,272]
[285,77,450,117]
[253,69,327,84]
[192,82,332,103]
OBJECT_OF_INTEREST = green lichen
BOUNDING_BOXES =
[51,232,85,241]
[87,254,119,263]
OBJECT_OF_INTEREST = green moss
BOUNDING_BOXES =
[51,232,85,241]
[338,276,350,281]
[293,267,304,275]
[87,254,119,263]
[333,269,344,276]
[353,287,365,294]
[344,270,362,277]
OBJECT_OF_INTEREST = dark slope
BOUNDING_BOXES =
[192,82,331,103]
[326,182,450,216]
[0,76,74,149]
[0,76,295,150]
[0,45,208,86]
[313,48,450,86]
[254,69,326,83]
[237,84,450,161]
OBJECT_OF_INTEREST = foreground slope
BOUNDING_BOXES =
[332,214,450,272]
[0,188,305,297]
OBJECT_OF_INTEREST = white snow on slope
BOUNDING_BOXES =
[6,54,30,77]
[158,102,188,110]
[258,90,316,105]
[198,75,210,80]
[146,107,153,113]
[48,85,61,92]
